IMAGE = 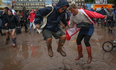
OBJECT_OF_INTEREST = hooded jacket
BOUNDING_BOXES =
[34,0,69,32]
[6,15,19,29]
[29,10,35,22]
[99,9,107,15]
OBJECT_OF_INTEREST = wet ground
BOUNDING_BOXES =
[0,25,116,70]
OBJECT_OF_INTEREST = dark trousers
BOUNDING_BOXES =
[0,29,3,35]
[76,35,91,47]
[20,21,28,32]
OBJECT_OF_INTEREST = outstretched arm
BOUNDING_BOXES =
[84,9,104,18]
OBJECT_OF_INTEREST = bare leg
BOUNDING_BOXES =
[5,31,10,45]
[10,29,16,47]
[57,35,66,57]
[46,38,53,57]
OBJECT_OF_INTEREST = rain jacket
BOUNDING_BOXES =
[34,0,69,32]
[6,15,19,29]
[29,10,35,22]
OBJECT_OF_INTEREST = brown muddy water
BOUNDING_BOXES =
[0,26,116,70]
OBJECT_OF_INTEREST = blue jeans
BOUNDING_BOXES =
[29,22,33,29]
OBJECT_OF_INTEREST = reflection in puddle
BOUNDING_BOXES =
[0,26,116,70]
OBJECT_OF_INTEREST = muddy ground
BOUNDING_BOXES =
[0,26,116,70]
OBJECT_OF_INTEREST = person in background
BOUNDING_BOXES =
[0,11,4,36]
[20,11,24,30]
[4,10,19,47]
[2,7,9,44]
[35,9,38,14]
[106,8,115,33]
[23,7,28,33]
[15,11,21,34]
[16,11,20,23]
[99,7,107,28]
[28,10,35,34]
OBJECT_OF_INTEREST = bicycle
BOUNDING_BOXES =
[102,40,116,52]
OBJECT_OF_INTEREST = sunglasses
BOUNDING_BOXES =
[61,8,66,11]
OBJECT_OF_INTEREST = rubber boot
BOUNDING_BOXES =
[111,30,112,33]
[12,38,16,47]
[75,45,83,60]
[86,46,92,64]
[57,40,66,57]
[46,41,53,57]
[57,46,66,57]
[108,29,110,33]
[5,38,9,45]
[29,29,31,34]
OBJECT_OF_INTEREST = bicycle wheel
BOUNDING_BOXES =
[102,41,113,52]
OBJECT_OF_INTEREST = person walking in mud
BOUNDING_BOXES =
[106,8,115,33]
[68,4,105,64]
[4,9,19,47]
[2,7,9,44]
[28,10,36,34]
[34,0,69,57]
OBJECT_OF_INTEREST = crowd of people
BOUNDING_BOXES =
[0,0,116,64]
[92,7,116,33]
[0,7,38,47]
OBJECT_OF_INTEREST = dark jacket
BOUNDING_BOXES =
[0,11,3,26]
[99,9,106,15]
[6,15,19,29]
[23,8,27,20]
[34,0,69,32]
[2,12,8,26]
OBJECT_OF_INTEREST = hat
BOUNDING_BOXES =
[101,7,104,8]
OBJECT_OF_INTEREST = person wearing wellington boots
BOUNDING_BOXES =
[4,10,19,47]
[68,4,105,64]
[35,0,69,57]
[106,9,115,33]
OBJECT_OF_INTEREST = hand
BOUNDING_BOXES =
[24,20,26,22]
[104,15,107,19]
[36,24,40,29]
[65,25,69,29]
[5,23,7,26]
[17,27,20,28]
[62,24,66,29]
[105,20,106,22]
[2,12,4,15]
[61,23,66,28]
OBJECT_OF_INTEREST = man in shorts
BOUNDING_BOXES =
[35,0,69,57]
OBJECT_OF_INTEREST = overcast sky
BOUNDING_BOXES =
[46,0,52,5]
